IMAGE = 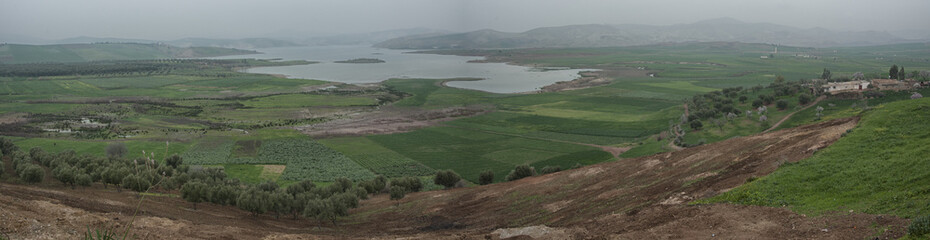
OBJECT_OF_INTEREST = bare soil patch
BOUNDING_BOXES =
[296,106,488,138]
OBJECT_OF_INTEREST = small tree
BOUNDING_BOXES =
[0,137,20,155]
[165,154,183,169]
[478,170,494,185]
[122,174,151,193]
[689,119,703,130]
[105,142,128,159]
[237,187,270,216]
[821,68,832,80]
[898,66,906,80]
[389,185,405,202]
[738,95,748,103]
[776,100,789,110]
[433,170,461,189]
[181,181,209,209]
[505,164,536,182]
[538,166,561,174]
[75,173,92,188]
[752,99,763,108]
[798,94,812,105]
[21,165,44,183]
[270,191,293,219]
[890,65,899,79]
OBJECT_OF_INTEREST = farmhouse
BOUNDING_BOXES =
[871,79,914,91]
[823,80,869,93]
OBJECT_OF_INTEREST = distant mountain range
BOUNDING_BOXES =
[56,37,302,49]
[302,28,451,46]
[375,18,921,49]
[0,43,258,64]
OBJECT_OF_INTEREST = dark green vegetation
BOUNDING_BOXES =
[699,98,930,219]
[0,43,258,64]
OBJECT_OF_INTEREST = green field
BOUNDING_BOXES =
[698,98,930,218]
[3,42,930,186]
[368,126,613,183]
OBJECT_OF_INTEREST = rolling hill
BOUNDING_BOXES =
[0,42,258,64]
[375,18,908,49]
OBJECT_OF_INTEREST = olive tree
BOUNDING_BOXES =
[433,170,461,189]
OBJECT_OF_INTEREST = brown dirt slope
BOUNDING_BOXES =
[0,117,909,239]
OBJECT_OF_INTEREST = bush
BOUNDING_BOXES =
[752,99,764,108]
[910,215,930,237]
[538,166,562,174]
[21,164,44,183]
[181,181,209,209]
[433,170,461,189]
[478,170,494,185]
[689,120,703,130]
[389,177,423,193]
[776,100,789,110]
[505,164,536,181]
[105,142,128,159]
[122,174,151,193]
[75,173,92,187]
[0,137,20,155]
[165,154,183,169]
[389,185,405,201]
[798,94,812,105]
[237,187,270,215]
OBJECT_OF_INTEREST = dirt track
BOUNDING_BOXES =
[0,117,911,239]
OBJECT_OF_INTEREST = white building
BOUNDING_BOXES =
[823,80,870,93]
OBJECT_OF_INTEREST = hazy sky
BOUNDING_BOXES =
[2,0,929,40]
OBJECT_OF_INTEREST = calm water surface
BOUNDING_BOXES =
[218,45,595,93]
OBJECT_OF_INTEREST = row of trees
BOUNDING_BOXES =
[1,139,577,225]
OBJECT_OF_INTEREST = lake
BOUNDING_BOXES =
[216,45,595,93]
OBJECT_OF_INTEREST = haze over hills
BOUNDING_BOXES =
[55,37,302,49]
[0,43,258,64]
[375,18,917,49]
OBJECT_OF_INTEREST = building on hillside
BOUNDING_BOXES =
[870,79,913,91]
[823,80,869,93]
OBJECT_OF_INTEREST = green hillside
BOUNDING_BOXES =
[700,97,930,218]
[0,43,257,64]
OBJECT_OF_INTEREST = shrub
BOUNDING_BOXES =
[390,177,422,193]
[286,180,316,196]
[738,95,748,103]
[505,164,536,181]
[478,170,494,185]
[0,137,20,155]
[776,100,789,110]
[389,185,405,201]
[752,99,762,108]
[105,142,128,159]
[258,180,279,192]
[538,166,562,174]
[21,164,44,183]
[689,120,703,130]
[122,174,151,193]
[910,215,930,237]
[798,94,812,105]
[165,154,183,169]
[433,170,461,189]
[238,187,271,216]
[181,181,209,209]
[75,173,92,188]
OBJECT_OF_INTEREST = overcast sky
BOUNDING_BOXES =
[2,0,929,41]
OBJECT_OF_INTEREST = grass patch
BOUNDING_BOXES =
[697,98,930,218]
